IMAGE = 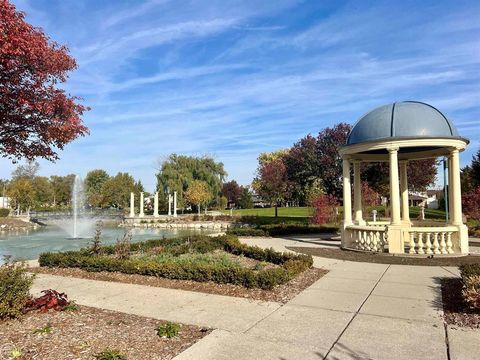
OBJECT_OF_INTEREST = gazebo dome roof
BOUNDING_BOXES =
[347,101,460,145]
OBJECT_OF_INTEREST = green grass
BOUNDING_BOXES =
[223,207,313,217]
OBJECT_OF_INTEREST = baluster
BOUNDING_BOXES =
[367,231,372,251]
[446,232,454,254]
[373,231,379,251]
[439,232,447,254]
[417,232,425,254]
[432,233,440,254]
[409,232,416,254]
[425,232,433,254]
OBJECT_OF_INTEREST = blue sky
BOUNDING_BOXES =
[3,0,480,190]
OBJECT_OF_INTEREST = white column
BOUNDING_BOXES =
[389,148,401,225]
[129,192,135,218]
[173,191,178,217]
[153,192,159,217]
[139,192,145,217]
[400,161,410,223]
[168,194,172,216]
[353,161,364,224]
[342,159,352,225]
[448,156,454,223]
[450,149,463,225]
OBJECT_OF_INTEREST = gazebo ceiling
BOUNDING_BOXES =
[347,101,464,145]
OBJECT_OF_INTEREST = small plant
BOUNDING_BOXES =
[8,346,22,359]
[79,341,90,350]
[89,220,104,255]
[115,230,132,260]
[0,258,34,319]
[23,289,70,313]
[63,301,79,312]
[94,349,127,360]
[32,322,52,334]
[156,322,181,338]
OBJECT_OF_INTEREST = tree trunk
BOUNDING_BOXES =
[275,204,278,217]
[198,204,201,215]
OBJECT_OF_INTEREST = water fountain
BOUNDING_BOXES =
[54,175,97,239]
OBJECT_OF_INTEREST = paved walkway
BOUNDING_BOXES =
[30,236,480,360]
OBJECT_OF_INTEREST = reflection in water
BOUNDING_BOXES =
[0,225,218,262]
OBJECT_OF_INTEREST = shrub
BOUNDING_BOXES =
[156,322,181,338]
[226,228,267,237]
[39,235,313,290]
[0,208,10,217]
[95,350,127,360]
[89,221,103,255]
[310,194,339,225]
[115,230,132,260]
[0,260,34,319]
[460,264,480,310]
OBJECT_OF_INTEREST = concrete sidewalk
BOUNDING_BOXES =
[30,235,480,359]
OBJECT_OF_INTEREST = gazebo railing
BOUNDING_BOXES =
[405,226,457,255]
[344,225,388,252]
[344,224,460,255]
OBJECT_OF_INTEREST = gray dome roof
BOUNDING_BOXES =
[347,101,460,145]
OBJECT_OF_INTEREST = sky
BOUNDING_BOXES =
[3,0,480,191]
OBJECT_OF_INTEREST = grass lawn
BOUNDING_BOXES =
[222,206,313,217]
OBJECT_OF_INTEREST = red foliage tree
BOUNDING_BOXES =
[257,158,291,217]
[221,180,241,208]
[0,0,88,161]
[462,186,480,220]
[316,123,352,198]
[361,181,380,207]
[310,193,339,225]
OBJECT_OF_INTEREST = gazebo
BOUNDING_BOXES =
[340,101,469,255]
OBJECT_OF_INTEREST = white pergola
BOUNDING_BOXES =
[340,102,469,255]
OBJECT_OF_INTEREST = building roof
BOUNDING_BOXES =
[347,101,462,145]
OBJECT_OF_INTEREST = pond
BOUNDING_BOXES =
[0,225,219,262]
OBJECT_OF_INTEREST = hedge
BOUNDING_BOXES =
[227,224,339,237]
[39,235,313,290]
[0,208,10,217]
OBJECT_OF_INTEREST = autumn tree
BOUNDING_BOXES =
[7,178,35,213]
[256,158,291,217]
[49,174,75,206]
[184,180,211,215]
[0,0,88,161]
[310,194,338,225]
[316,123,351,199]
[221,180,241,208]
[11,160,39,180]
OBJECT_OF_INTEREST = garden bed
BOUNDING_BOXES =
[31,266,326,303]
[0,305,209,359]
[38,235,314,290]
[287,247,480,266]
[442,278,480,328]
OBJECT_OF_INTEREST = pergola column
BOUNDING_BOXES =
[153,192,159,217]
[389,147,401,225]
[353,161,364,224]
[450,149,463,225]
[129,192,135,218]
[399,161,410,223]
[342,159,352,225]
[139,192,145,217]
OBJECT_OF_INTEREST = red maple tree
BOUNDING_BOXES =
[310,193,338,225]
[0,0,88,161]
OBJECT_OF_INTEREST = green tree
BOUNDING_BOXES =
[31,176,53,207]
[238,186,253,209]
[49,174,75,206]
[100,172,143,209]
[156,154,226,210]
[184,180,211,214]
[84,169,110,207]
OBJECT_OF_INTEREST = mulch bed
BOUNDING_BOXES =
[441,278,480,328]
[31,266,327,304]
[287,247,480,266]
[0,306,210,360]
